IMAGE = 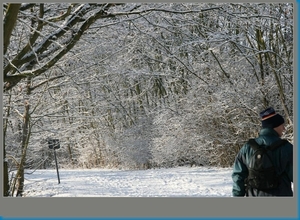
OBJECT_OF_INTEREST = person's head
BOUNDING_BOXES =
[259,107,285,137]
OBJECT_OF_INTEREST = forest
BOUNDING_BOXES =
[3,3,293,196]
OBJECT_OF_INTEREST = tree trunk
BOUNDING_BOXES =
[15,101,31,197]
[3,94,12,196]
[3,153,9,196]
[3,3,21,55]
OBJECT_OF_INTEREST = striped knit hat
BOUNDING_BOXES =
[259,107,285,128]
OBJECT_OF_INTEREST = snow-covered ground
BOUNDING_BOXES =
[23,166,233,197]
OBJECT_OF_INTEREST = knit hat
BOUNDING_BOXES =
[259,107,285,128]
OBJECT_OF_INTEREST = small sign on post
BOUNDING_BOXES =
[47,138,61,184]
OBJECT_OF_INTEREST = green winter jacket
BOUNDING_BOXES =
[232,128,293,197]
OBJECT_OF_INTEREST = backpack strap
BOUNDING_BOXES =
[248,139,264,151]
[248,138,288,151]
[267,139,289,151]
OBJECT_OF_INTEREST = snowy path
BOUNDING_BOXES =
[23,166,233,197]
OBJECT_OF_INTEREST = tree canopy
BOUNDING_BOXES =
[3,3,293,196]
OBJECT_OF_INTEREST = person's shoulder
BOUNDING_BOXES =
[239,139,253,153]
[283,139,293,148]
[279,139,293,155]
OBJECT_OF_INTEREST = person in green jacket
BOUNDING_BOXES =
[232,107,293,197]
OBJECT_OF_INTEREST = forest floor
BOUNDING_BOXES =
[23,166,233,197]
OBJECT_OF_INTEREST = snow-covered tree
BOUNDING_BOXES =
[3,3,293,196]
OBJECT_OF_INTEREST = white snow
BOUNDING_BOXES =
[23,166,233,197]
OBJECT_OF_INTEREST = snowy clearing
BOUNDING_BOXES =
[23,166,233,197]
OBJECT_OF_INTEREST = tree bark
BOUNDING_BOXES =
[3,3,21,55]
[14,101,30,197]
[3,94,12,196]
